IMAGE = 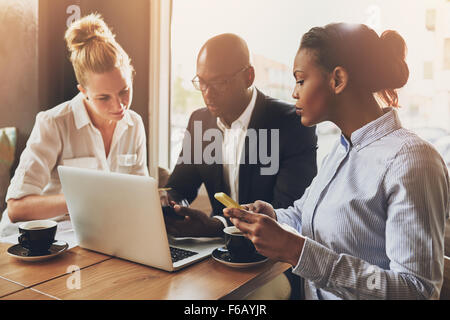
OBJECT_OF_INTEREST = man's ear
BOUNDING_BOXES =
[245,66,255,88]
[330,66,348,95]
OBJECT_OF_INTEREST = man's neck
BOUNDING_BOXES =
[220,88,254,127]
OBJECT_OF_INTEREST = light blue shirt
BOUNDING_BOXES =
[276,108,450,299]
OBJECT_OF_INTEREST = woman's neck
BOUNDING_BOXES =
[83,99,117,133]
[332,93,384,142]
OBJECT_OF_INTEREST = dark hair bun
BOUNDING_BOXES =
[379,30,409,90]
[381,30,406,60]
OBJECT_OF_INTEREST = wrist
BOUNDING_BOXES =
[287,233,305,267]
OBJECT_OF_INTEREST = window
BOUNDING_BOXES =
[170,0,450,169]
[424,61,434,79]
[425,9,436,31]
[445,39,450,70]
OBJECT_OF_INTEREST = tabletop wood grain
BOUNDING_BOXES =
[1,288,57,300]
[0,278,25,298]
[0,242,112,287]
[32,255,291,300]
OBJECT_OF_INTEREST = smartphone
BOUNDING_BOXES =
[162,204,185,221]
[214,192,242,209]
[160,189,186,221]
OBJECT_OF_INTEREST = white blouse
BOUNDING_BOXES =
[0,92,148,237]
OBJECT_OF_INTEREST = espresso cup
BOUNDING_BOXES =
[223,226,256,262]
[18,220,57,254]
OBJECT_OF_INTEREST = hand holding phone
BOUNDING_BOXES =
[162,204,185,221]
[159,189,186,221]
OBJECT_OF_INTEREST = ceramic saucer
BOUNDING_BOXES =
[212,247,268,268]
[7,240,69,262]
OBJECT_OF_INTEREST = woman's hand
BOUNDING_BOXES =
[223,206,305,267]
[240,200,277,220]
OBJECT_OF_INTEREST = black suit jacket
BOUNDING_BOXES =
[167,89,317,219]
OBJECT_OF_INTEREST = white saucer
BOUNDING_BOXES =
[7,240,69,262]
[212,247,268,269]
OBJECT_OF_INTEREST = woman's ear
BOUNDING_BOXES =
[77,84,88,100]
[77,84,85,94]
[331,66,348,95]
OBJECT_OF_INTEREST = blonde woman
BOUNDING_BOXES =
[0,14,148,237]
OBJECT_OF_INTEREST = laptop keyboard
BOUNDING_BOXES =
[170,247,198,263]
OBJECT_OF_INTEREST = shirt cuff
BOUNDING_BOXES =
[275,208,301,233]
[292,236,339,288]
[212,215,228,228]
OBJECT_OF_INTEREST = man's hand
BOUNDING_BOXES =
[164,205,224,238]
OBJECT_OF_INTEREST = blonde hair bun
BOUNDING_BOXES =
[65,13,133,87]
[65,13,115,52]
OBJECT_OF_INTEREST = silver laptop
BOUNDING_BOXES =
[57,166,224,272]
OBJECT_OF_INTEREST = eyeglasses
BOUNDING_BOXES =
[191,66,249,93]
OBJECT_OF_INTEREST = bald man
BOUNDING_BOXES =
[165,33,317,299]
[165,33,317,237]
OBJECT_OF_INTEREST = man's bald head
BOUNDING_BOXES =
[197,33,251,72]
[195,33,255,126]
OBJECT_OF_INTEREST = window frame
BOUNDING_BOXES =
[148,0,172,179]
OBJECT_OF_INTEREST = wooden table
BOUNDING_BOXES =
[0,278,25,297]
[1,288,57,300]
[0,243,111,288]
[0,242,290,300]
